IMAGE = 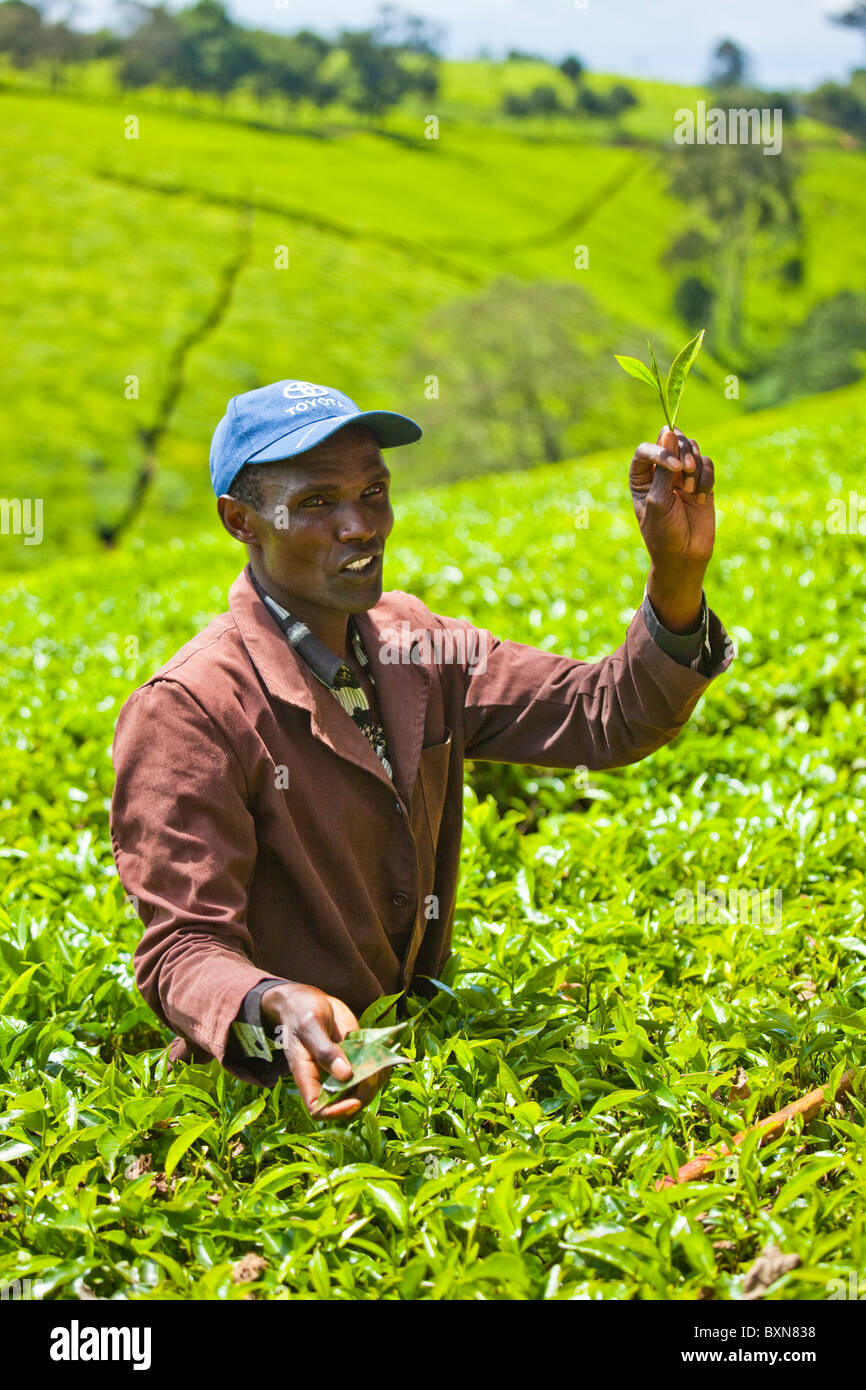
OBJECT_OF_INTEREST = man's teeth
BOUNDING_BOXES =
[346,557,374,571]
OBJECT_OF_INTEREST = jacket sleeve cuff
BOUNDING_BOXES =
[640,589,731,680]
[633,593,732,686]
[641,588,708,669]
[228,977,287,1061]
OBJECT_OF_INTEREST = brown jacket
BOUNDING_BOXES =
[110,565,731,1084]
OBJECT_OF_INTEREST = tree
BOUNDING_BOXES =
[117,2,183,88]
[829,3,866,57]
[674,275,715,330]
[528,83,559,115]
[709,38,748,88]
[175,0,259,100]
[0,1,44,67]
[502,91,529,117]
[0,0,104,70]
[667,123,802,354]
[366,4,442,106]
[807,79,866,138]
[661,228,713,268]
[339,28,413,119]
[607,83,638,114]
[402,277,653,484]
[762,89,798,125]
[409,65,438,100]
[750,291,866,407]
[559,54,583,83]
[247,28,331,106]
[576,85,607,115]
[118,0,259,97]
[661,233,717,333]
[371,4,445,57]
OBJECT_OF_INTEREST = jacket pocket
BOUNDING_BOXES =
[417,728,452,851]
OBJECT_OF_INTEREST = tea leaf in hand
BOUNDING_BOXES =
[613,355,658,390]
[613,329,706,432]
[647,339,667,420]
[666,328,705,427]
[312,1023,410,1114]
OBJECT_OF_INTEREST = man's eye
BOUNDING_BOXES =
[301,497,328,508]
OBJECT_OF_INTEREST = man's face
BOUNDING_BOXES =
[218,424,395,620]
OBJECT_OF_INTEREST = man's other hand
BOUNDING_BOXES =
[628,426,716,634]
[260,982,387,1120]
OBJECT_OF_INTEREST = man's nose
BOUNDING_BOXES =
[336,504,377,542]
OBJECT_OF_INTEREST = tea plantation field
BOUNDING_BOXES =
[0,380,864,1300]
[3,68,866,566]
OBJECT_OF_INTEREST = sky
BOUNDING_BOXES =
[73,0,864,90]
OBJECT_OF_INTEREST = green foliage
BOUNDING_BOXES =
[0,0,114,69]
[0,381,865,1299]
[404,278,658,484]
[559,56,584,84]
[666,125,802,356]
[111,2,440,111]
[615,329,705,428]
[673,275,715,330]
[709,39,749,90]
[749,291,866,409]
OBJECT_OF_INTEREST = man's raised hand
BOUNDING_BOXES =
[628,426,716,635]
[629,426,716,570]
[260,981,386,1121]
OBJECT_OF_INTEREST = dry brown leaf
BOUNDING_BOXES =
[742,1244,801,1299]
[124,1154,152,1181]
[728,1067,751,1105]
[150,1172,175,1198]
[795,979,818,1002]
[231,1253,268,1285]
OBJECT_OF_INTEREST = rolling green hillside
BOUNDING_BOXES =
[2,61,865,571]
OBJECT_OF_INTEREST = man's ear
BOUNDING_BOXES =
[217,495,261,544]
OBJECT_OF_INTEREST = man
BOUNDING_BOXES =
[110,378,731,1121]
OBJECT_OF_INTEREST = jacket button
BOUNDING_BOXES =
[392,891,409,907]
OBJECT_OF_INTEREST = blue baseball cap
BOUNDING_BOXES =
[210,379,422,497]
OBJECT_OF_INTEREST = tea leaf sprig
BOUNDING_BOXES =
[615,328,705,429]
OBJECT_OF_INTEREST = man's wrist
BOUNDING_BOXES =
[231,977,288,1061]
[260,980,304,1024]
[645,563,707,634]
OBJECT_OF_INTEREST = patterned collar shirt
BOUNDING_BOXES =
[248,567,394,782]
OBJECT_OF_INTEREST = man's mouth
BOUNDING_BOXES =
[338,551,382,577]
